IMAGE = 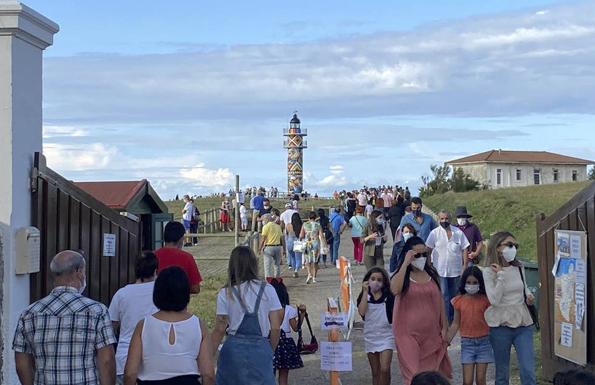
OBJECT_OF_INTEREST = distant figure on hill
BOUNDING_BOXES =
[155,221,203,294]
[182,195,194,246]
[220,196,231,232]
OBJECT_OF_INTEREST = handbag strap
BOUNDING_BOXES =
[517,265,528,302]
[304,312,315,337]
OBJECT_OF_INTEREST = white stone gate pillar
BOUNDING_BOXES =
[0,1,58,383]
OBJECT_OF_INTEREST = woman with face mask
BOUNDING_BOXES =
[390,237,452,385]
[389,224,417,275]
[362,210,388,270]
[357,267,395,385]
[481,232,536,385]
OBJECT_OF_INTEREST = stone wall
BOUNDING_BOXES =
[0,231,4,381]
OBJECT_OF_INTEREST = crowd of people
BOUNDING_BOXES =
[10,185,595,385]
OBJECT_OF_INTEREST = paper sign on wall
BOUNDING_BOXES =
[103,233,116,257]
[320,342,352,372]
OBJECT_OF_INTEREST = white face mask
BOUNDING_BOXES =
[402,232,413,242]
[411,257,426,271]
[465,284,480,295]
[457,218,467,226]
[502,246,517,262]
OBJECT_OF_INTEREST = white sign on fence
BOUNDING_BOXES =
[103,233,116,257]
[320,342,352,372]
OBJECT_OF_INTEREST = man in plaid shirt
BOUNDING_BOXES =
[13,250,117,385]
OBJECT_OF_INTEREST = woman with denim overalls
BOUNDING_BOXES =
[212,246,284,385]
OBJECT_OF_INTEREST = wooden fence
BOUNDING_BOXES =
[30,153,141,306]
[536,180,595,378]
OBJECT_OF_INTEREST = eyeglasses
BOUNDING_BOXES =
[500,242,519,249]
[414,252,428,259]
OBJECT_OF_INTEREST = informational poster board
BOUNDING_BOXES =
[553,230,587,365]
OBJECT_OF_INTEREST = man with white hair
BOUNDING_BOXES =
[13,250,116,385]
[259,213,285,279]
[426,210,470,323]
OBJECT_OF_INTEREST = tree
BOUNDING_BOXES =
[419,164,451,197]
[419,164,481,197]
[450,167,480,192]
[589,167,595,180]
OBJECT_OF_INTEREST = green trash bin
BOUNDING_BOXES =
[519,259,540,311]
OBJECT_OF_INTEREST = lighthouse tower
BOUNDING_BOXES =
[283,113,308,194]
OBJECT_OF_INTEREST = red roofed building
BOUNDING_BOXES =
[446,150,594,189]
[74,179,172,250]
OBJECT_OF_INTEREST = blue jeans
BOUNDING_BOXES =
[489,326,536,385]
[286,235,302,270]
[330,236,341,265]
[439,276,459,324]
[284,235,291,265]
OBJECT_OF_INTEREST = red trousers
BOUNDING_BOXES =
[352,237,363,263]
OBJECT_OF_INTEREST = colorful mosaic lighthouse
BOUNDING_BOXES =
[283,113,308,194]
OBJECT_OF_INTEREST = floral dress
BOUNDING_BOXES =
[302,221,321,264]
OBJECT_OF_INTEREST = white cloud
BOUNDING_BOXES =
[179,163,234,187]
[43,143,117,171]
[43,125,88,138]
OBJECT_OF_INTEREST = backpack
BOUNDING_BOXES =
[193,207,201,221]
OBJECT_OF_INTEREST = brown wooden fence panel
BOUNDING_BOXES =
[536,181,595,379]
[30,153,142,306]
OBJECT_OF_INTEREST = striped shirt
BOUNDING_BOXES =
[12,286,116,385]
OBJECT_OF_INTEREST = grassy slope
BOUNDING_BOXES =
[424,181,591,262]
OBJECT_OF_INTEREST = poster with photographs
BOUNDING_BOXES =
[554,230,587,365]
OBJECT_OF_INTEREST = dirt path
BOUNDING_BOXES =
[281,231,496,385]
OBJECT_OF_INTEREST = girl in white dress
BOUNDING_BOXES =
[357,267,396,385]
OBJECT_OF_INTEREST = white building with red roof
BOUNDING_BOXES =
[446,150,594,189]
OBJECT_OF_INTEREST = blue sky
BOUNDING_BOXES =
[27,0,595,198]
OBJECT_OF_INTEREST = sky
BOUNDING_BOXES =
[25,0,595,198]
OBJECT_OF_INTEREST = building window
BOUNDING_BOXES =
[553,169,559,182]
[496,169,502,185]
[516,169,521,181]
[534,169,541,185]
[572,170,578,181]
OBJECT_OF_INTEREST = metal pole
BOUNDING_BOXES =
[235,174,240,246]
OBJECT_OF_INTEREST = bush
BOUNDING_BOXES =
[420,165,480,197]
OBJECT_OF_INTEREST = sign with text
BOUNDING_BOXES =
[320,342,352,372]
[321,312,348,330]
[103,233,116,257]
[554,230,587,365]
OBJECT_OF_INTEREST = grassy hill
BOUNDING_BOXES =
[423,181,592,262]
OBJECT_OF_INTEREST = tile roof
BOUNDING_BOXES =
[74,180,146,210]
[447,150,594,165]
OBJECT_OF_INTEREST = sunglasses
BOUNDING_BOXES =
[500,242,519,249]
[414,252,428,259]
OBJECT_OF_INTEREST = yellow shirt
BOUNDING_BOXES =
[262,222,283,245]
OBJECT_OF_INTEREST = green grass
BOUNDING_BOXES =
[188,274,227,329]
[165,196,338,222]
[424,181,591,262]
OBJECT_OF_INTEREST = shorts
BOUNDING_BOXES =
[461,336,494,364]
[182,219,191,230]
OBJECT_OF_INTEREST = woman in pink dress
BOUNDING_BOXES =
[390,236,452,385]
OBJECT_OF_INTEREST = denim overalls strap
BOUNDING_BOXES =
[216,281,275,385]
[231,282,267,336]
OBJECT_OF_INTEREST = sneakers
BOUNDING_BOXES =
[293,272,299,278]
[312,277,317,283]
[306,275,312,284]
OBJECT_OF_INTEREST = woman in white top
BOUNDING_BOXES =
[109,252,159,384]
[482,231,536,385]
[124,266,215,385]
[212,246,284,385]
